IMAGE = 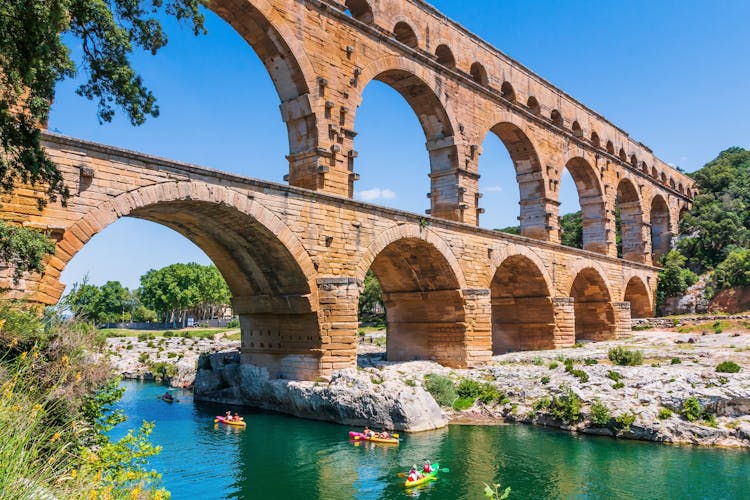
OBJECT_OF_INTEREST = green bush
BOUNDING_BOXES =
[615,412,636,431]
[163,331,174,337]
[612,382,625,390]
[457,378,482,399]
[138,352,149,363]
[711,248,750,290]
[681,397,702,422]
[147,361,178,380]
[671,357,681,365]
[704,413,718,428]
[137,332,155,341]
[532,356,544,366]
[590,400,611,426]
[404,378,416,387]
[226,318,240,328]
[657,407,673,420]
[548,361,559,370]
[424,374,457,407]
[551,387,582,425]
[167,352,177,358]
[533,397,552,411]
[584,358,598,366]
[540,376,550,385]
[608,346,643,366]
[716,361,741,373]
[453,397,476,411]
[655,251,698,313]
[569,369,589,383]
[606,370,622,382]
[477,383,501,404]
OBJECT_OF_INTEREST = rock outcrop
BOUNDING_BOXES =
[194,352,447,432]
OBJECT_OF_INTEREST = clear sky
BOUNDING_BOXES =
[49,0,750,291]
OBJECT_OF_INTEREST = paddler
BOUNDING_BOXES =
[225,410,233,421]
[407,465,422,482]
[423,460,433,473]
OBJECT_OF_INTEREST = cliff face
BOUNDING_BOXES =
[709,287,750,314]
[193,352,448,432]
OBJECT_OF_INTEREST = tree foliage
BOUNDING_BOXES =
[677,147,750,272]
[63,277,139,324]
[560,211,583,249]
[655,251,698,314]
[358,269,383,323]
[0,221,55,284]
[711,248,750,291]
[0,0,207,207]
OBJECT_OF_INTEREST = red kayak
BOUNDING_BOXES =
[349,431,399,444]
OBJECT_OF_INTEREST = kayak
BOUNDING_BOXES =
[404,464,439,488]
[215,416,247,427]
[349,431,399,445]
[160,395,174,403]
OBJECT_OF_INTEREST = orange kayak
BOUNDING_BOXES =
[216,416,246,427]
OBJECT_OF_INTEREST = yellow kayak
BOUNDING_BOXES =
[349,431,399,445]
[404,464,439,488]
[216,416,246,427]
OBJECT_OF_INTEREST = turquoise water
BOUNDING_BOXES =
[115,380,749,499]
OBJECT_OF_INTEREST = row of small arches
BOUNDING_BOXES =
[343,0,691,198]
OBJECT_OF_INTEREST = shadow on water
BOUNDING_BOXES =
[114,381,750,499]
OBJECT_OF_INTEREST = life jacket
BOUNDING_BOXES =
[423,464,432,473]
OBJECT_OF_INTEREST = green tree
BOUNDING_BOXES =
[0,221,55,283]
[711,248,750,291]
[62,276,103,321]
[560,211,583,249]
[358,270,384,322]
[0,0,207,208]
[655,251,698,314]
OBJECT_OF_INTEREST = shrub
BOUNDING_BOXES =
[711,248,750,290]
[551,387,582,424]
[615,412,636,431]
[606,370,622,382]
[563,358,574,371]
[655,251,698,314]
[590,400,611,426]
[671,357,681,365]
[540,376,550,385]
[532,356,544,366]
[163,331,174,338]
[569,369,589,383]
[167,352,177,358]
[137,333,155,342]
[138,352,149,363]
[716,361,741,373]
[533,397,552,411]
[147,361,178,380]
[226,318,240,328]
[584,358,598,366]
[658,407,673,420]
[612,382,625,390]
[681,397,702,422]
[404,379,416,387]
[424,374,457,407]
[478,383,501,404]
[457,378,482,399]
[608,346,643,366]
[453,397,476,411]
[548,361,559,370]
[704,413,718,428]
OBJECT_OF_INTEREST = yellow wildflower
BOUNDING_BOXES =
[20,351,27,360]
[50,432,61,443]
[61,355,69,366]
[152,491,164,500]
[130,487,142,499]
[75,372,82,382]
[71,469,78,479]
[9,336,17,346]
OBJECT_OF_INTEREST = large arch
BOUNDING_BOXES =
[479,122,549,240]
[624,276,653,318]
[209,0,320,181]
[569,268,616,342]
[48,181,322,379]
[353,57,460,215]
[616,178,645,263]
[650,194,671,264]
[490,254,555,353]
[564,157,607,254]
[355,225,467,366]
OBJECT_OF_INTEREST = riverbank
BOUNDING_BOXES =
[107,326,750,447]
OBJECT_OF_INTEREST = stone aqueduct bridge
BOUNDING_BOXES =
[2,0,695,380]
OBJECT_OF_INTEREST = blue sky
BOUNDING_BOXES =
[49,0,750,291]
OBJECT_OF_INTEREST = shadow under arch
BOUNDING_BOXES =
[564,157,608,254]
[650,194,671,264]
[489,253,555,353]
[569,267,616,342]
[624,276,653,318]
[49,181,322,379]
[616,177,645,263]
[355,226,468,366]
[479,121,549,240]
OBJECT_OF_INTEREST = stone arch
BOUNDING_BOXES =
[651,167,659,179]
[501,81,516,102]
[47,181,322,379]
[435,44,456,68]
[669,177,676,189]
[490,253,555,353]
[572,121,583,138]
[630,154,638,168]
[479,120,549,240]
[393,20,418,48]
[619,148,627,162]
[470,62,489,85]
[551,109,564,128]
[527,96,541,115]
[616,178,645,263]
[590,131,601,148]
[641,161,649,175]
[344,0,374,24]
[564,157,607,254]
[678,183,684,194]
[606,140,615,155]
[650,194,671,264]
[356,226,467,366]
[623,276,653,318]
[569,267,616,341]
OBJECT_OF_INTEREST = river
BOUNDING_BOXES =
[114,380,749,499]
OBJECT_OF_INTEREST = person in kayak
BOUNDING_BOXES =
[224,410,233,421]
[423,460,433,473]
[233,412,243,422]
[363,426,375,438]
[162,392,173,401]
[379,430,390,439]
[407,465,423,482]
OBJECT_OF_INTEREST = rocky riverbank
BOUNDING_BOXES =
[107,327,750,447]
